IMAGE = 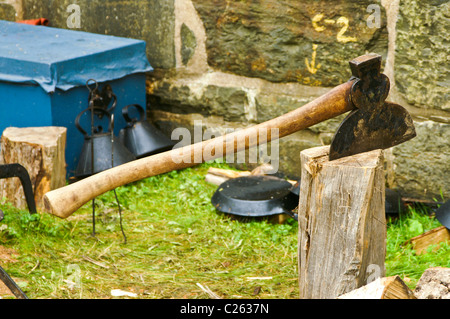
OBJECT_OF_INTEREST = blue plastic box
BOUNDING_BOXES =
[0,20,152,177]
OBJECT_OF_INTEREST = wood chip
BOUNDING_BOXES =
[111,289,137,298]
[196,283,221,299]
[27,260,40,274]
[246,276,273,280]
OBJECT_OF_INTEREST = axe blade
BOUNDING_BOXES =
[329,101,416,161]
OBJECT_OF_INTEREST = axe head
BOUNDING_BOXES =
[329,54,416,161]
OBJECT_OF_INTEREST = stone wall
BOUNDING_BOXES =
[0,0,448,200]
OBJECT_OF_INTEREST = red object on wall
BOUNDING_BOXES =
[16,18,49,26]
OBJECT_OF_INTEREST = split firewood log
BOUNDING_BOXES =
[406,226,450,255]
[338,276,416,299]
[205,164,296,186]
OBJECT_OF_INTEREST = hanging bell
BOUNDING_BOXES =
[86,79,117,118]
[74,106,136,180]
[119,104,175,158]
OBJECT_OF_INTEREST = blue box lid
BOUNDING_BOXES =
[0,20,153,93]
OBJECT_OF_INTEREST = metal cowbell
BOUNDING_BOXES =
[74,106,135,180]
[119,104,175,158]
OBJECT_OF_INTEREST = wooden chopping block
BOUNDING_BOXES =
[0,127,67,211]
[297,145,386,299]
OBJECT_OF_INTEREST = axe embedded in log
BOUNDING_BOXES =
[43,54,416,219]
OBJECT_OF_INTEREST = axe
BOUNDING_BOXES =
[43,54,416,219]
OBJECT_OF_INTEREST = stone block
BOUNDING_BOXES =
[148,79,249,122]
[0,3,15,21]
[395,0,449,111]
[255,93,317,123]
[192,0,388,86]
[180,23,197,66]
[21,0,176,69]
[388,121,449,200]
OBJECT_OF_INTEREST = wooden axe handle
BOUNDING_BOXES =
[44,80,354,218]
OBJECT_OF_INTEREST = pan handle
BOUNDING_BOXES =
[284,210,298,221]
[0,265,28,299]
[122,104,146,124]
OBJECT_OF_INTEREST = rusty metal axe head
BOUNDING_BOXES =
[329,54,416,161]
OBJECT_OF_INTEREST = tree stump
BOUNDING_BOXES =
[297,145,386,299]
[0,127,67,211]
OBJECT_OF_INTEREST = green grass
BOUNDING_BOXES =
[0,161,448,299]
[385,203,450,289]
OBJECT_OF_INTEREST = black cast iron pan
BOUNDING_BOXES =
[435,199,450,230]
[385,188,405,215]
[211,175,299,221]
[211,175,408,221]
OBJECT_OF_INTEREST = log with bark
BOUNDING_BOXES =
[0,127,67,211]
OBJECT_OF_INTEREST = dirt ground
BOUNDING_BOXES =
[0,245,19,297]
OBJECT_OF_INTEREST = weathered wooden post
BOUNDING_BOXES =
[297,145,386,299]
